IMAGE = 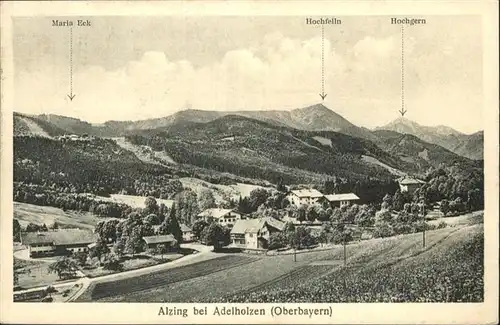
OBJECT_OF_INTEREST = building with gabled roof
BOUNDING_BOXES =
[142,234,177,250]
[179,223,194,242]
[230,217,285,249]
[397,176,425,194]
[325,193,360,208]
[197,208,243,228]
[21,229,97,258]
[286,189,325,207]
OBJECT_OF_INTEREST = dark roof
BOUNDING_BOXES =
[21,229,97,246]
[143,235,176,244]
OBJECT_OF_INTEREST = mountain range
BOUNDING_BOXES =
[375,117,483,160]
[15,104,483,161]
[13,103,484,205]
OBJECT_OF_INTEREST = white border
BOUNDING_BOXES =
[1,1,498,324]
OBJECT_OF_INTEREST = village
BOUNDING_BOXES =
[14,173,466,303]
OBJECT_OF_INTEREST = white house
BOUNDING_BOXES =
[180,223,194,242]
[286,189,325,207]
[197,208,243,228]
[398,176,425,194]
[324,193,360,208]
[230,217,285,249]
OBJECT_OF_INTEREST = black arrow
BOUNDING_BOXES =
[400,25,405,117]
[67,27,76,101]
[319,24,327,101]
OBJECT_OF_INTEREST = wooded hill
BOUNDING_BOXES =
[13,106,482,205]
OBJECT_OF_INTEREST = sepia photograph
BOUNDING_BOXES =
[1,1,498,324]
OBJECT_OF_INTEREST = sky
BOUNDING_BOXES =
[13,15,483,133]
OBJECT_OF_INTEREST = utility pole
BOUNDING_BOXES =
[423,226,426,248]
[330,221,357,293]
[331,221,356,267]
[343,236,347,267]
[421,199,427,248]
[422,208,426,248]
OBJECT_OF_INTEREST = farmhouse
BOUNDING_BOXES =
[325,193,360,208]
[398,176,425,194]
[197,208,243,228]
[142,234,177,251]
[231,217,285,249]
[180,223,194,242]
[286,189,325,207]
[21,229,97,258]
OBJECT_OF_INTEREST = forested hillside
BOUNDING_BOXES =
[373,131,476,170]
[125,115,410,184]
[14,136,171,196]
[13,112,483,209]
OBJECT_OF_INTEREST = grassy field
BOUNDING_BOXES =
[76,221,482,303]
[77,255,259,301]
[14,257,61,290]
[178,177,272,203]
[95,194,174,209]
[428,210,483,227]
[224,224,483,303]
[14,202,114,230]
[94,179,272,208]
[81,253,185,278]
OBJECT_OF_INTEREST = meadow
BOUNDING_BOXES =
[76,223,482,303]
[223,224,483,303]
[14,202,115,230]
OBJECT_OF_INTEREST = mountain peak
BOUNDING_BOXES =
[378,117,463,136]
[298,103,331,112]
[392,116,418,125]
[374,116,483,160]
[377,117,421,134]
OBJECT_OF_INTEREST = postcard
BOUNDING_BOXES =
[1,1,498,324]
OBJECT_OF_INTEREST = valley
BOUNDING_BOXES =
[12,103,485,305]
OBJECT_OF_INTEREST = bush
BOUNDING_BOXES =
[41,296,53,302]
[373,221,395,238]
[392,222,413,235]
[45,285,57,295]
[437,221,448,229]
[102,253,124,271]
[289,227,317,250]
[47,257,79,280]
[268,233,287,250]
